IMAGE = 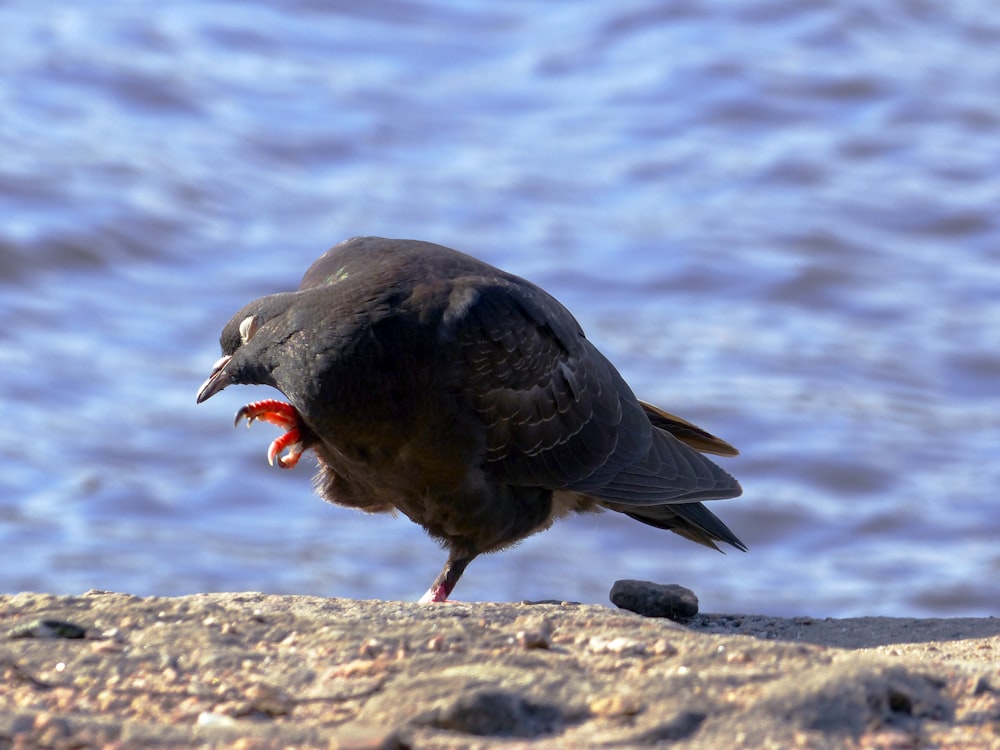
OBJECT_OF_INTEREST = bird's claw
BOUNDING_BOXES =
[234,399,300,430]
[266,430,305,469]
[234,399,305,469]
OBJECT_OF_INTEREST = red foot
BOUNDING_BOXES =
[418,583,458,604]
[234,399,305,469]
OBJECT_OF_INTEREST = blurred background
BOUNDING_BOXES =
[2,1,998,617]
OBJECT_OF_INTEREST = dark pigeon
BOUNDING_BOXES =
[197,237,745,602]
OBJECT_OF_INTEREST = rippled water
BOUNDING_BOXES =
[2,1,999,617]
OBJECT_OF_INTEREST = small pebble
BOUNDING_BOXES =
[652,639,678,657]
[513,616,554,649]
[609,580,699,620]
[973,675,996,695]
[8,619,87,639]
[590,693,644,717]
[196,711,237,728]
[516,628,551,649]
[589,636,646,656]
[244,683,294,716]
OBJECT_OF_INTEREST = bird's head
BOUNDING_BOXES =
[196,292,296,404]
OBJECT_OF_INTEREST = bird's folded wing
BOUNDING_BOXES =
[443,279,739,505]
[582,425,742,505]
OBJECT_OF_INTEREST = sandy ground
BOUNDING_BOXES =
[2,590,999,749]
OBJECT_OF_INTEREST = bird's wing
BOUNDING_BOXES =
[583,419,742,505]
[444,278,739,505]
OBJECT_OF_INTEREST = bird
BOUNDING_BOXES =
[196,237,745,603]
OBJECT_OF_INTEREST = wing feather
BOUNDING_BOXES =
[443,275,741,514]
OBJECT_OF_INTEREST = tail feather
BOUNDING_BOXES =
[599,401,745,551]
[640,401,739,457]
[618,501,747,552]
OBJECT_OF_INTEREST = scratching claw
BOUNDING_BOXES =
[234,399,306,469]
[267,429,304,469]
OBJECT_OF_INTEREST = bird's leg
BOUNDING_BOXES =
[418,554,475,604]
[234,399,306,469]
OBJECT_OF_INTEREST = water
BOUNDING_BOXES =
[2,0,998,617]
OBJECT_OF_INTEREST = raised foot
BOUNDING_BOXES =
[234,399,305,469]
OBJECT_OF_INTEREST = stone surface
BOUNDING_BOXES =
[1,591,999,748]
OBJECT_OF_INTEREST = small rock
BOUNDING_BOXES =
[652,639,678,657]
[426,634,446,651]
[8,619,87,639]
[590,693,644,717]
[588,636,646,656]
[514,616,554,649]
[359,638,385,658]
[243,683,294,716]
[196,711,237,728]
[972,675,996,695]
[610,580,699,620]
[414,688,561,737]
[726,650,753,664]
[516,628,551,649]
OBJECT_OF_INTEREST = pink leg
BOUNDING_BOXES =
[418,582,451,604]
[418,555,473,604]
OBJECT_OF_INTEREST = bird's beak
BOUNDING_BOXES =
[196,355,233,403]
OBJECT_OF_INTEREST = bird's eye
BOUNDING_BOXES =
[239,315,260,345]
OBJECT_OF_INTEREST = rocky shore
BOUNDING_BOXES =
[2,590,999,748]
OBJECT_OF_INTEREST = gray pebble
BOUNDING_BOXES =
[610,580,699,621]
[8,618,87,639]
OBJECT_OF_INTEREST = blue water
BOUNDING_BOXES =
[2,1,999,617]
